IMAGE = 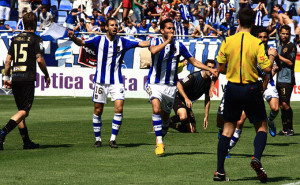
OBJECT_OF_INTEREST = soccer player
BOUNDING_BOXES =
[0,12,51,150]
[276,25,297,136]
[213,8,276,182]
[169,59,216,133]
[146,18,218,156]
[68,18,150,148]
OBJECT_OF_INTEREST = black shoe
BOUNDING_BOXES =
[285,129,294,136]
[213,171,229,181]
[250,157,267,183]
[109,140,118,148]
[94,141,102,147]
[278,130,287,135]
[23,141,40,149]
[0,135,5,151]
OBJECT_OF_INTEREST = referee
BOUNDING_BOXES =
[0,12,50,150]
[213,8,277,183]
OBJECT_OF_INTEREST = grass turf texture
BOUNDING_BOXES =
[0,96,300,185]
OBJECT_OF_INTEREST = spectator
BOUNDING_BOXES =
[132,0,146,23]
[159,0,173,21]
[87,17,100,32]
[285,0,299,13]
[74,18,88,32]
[123,0,132,19]
[207,0,219,28]
[252,2,268,36]
[31,0,42,12]
[0,0,11,21]
[173,12,185,39]
[267,10,278,37]
[16,9,27,31]
[239,0,250,10]
[120,16,129,30]
[38,5,53,30]
[90,0,101,10]
[267,0,277,18]
[194,0,208,21]
[218,0,235,23]
[110,0,121,10]
[103,0,113,19]
[148,19,159,34]
[122,20,137,35]
[144,0,159,20]
[182,20,195,38]
[65,8,80,29]
[136,18,151,40]
[18,0,32,18]
[89,8,106,27]
[178,0,194,22]
[77,5,88,23]
[192,17,222,36]
[0,20,15,32]
[42,0,51,11]
[220,12,235,37]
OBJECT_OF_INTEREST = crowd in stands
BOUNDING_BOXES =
[0,0,299,42]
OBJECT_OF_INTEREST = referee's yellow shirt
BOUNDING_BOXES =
[217,32,271,84]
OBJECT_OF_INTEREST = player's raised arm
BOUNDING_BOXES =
[68,29,86,46]
[149,33,174,55]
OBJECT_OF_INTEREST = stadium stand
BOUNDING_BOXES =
[59,0,72,11]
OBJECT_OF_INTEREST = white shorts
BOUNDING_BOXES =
[146,83,177,114]
[263,83,279,101]
[93,83,125,104]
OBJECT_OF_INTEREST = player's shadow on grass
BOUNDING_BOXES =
[229,153,284,158]
[267,142,298,146]
[39,144,73,149]
[233,176,300,182]
[163,151,214,157]
[118,143,153,147]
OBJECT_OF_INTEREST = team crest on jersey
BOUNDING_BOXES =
[182,77,189,83]
[120,88,124,93]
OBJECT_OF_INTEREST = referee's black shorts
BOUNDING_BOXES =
[223,81,266,124]
[12,81,35,112]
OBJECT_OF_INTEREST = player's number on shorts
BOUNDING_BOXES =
[14,43,28,63]
[96,86,103,94]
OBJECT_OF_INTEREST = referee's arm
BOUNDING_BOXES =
[216,41,227,74]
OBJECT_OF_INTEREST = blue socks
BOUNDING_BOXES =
[93,114,102,141]
[152,114,163,143]
[110,113,123,141]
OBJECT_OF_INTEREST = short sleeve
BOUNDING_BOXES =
[217,40,227,64]
[7,39,14,56]
[179,42,192,59]
[85,36,101,49]
[121,37,139,51]
[257,43,271,70]
[35,37,44,55]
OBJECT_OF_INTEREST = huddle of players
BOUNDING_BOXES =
[0,7,297,183]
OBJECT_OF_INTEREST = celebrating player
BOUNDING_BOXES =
[145,18,218,156]
[169,59,217,133]
[0,12,51,150]
[68,18,150,148]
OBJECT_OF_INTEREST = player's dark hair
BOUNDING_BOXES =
[41,5,47,10]
[182,20,189,24]
[274,4,285,13]
[205,59,216,66]
[79,18,85,22]
[199,17,205,21]
[256,27,268,37]
[238,8,255,28]
[106,17,117,27]
[280,24,291,33]
[23,12,37,31]
[78,4,85,10]
[160,18,173,30]
[103,0,109,6]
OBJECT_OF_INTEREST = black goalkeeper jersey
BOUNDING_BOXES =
[8,32,43,81]
[177,70,212,102]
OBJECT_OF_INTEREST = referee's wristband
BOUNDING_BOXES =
[3,76,10,81]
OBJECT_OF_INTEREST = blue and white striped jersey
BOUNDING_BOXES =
[255,10,263,26]
[179,3,194,22]
[147,37,193,86]
[85,35,139,84]
[208,7,218,24]
[218,2,235,21]
[173,20,185,39]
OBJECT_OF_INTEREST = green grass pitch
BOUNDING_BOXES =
[0,96,299,184]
